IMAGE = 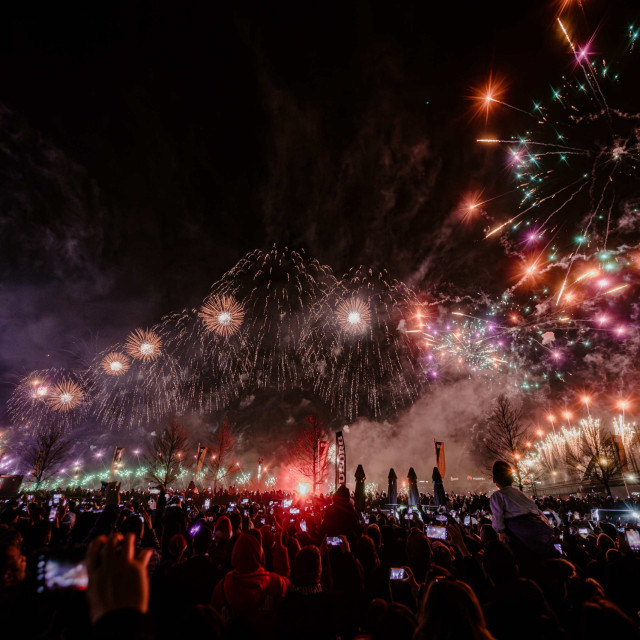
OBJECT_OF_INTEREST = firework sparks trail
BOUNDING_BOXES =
[303,266,423,421]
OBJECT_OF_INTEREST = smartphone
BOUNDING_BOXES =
[241,498,249,504]
[554,543,566,556]
[282,499,292,508]
[53,494,62,505]
[138,515,145,523]
[578,528,590,538]
[203,499,211,510]
[464,515,471,526]
[290,507,300,514]
[37,551,88,593]
[425,525,447,540]
[49,506,58,522]
[227,506,234,512]
[626,529,640,551]
[407,508,413,515]
[326,536,342,546]
[436,514,448,522]
[300,520,307,532]
[259,517,266,525]
[389,567,407,580]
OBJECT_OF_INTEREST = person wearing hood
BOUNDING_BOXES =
[321,485,361,547]
[211,532,289,634]
[275,545,339,640]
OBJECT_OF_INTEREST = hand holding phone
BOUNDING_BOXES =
[389,567,408,581]
[425,525,447,540]
[626,529,640,551]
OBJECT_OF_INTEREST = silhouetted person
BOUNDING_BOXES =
[432,467,446,507]
[490,460,554,560]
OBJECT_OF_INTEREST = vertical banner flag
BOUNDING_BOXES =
[434,440,446,477]
[335,430,347,490]
[195,443,208,478]
[110,447,125,479]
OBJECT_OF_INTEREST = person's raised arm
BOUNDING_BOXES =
[86,532,153,639]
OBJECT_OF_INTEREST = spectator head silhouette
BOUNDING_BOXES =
[492,461,514,487]
[292,545,322,586]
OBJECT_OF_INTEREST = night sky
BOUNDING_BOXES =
[0,1,636,416]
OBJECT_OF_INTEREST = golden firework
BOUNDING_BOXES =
[125,328,162,361]
[48,380,83,412]
[101,352,131,376]
[336,298,371,333]
[200,295,245,337]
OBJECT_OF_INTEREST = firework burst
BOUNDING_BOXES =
[154,307,245,416]
[303,266,423,420]
[90,342,183,430]
[101,352,131,376]
[335,298,372,333]
[125,329,162,361]
[208,246,336,391]
[8,370,88,431]
[48,379,84,412]
[200,295,245,337]
[478,17,640,302]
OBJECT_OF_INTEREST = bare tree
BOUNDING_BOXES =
[567,417,621,496]
[22,423,70,486]
[478,395,531,490]
[290,415,329,494]
[144,419,189,487]
[207,421,236,492]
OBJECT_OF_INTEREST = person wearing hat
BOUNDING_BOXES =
[321,485,361,547]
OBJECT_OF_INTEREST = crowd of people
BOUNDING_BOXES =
[1,461,640,639]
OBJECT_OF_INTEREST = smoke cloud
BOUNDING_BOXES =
[343,375,509,492]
